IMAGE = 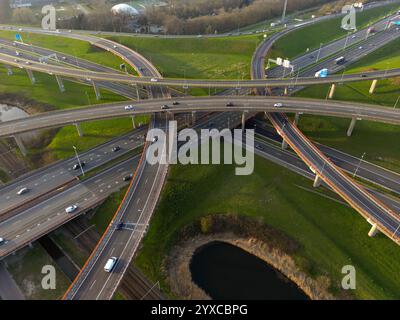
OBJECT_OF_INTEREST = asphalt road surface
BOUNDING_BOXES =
[0,96,399,137]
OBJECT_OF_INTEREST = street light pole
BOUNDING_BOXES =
[394,95,400,109]
[315,43,323,63]
[353,152,366,178]
[73,145,85,177]
[343,33,350,51]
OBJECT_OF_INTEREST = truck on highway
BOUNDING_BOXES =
[314,68,329,78]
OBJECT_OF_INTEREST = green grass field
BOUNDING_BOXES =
[135,154,400,299]
[107,34,264,80]
[295,38,400,172]
[267,2,400,60]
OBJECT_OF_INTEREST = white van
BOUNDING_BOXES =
[17,187,29,195]
[104,257,118,273]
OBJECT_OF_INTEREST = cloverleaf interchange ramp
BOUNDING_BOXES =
[2,51,400,88]
[1,4,400,298]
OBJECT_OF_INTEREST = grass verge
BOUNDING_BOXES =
[89,186,129,234]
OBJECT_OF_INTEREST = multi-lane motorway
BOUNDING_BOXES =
[0,155,139,258]
[0,96,399,137]
[0,129,146,217]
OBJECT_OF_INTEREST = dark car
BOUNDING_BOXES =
[72,162,85,170]
[161,104,169,110]
[226,102,234,107]
[116,221,124,230]
[172,101,179,105]
[112,146,121,152]
[361,74,367,78]
[123,174,133,182]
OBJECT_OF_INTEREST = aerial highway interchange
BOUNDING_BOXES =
[0,0,399,301]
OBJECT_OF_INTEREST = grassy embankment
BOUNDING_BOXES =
[107,33,265,95]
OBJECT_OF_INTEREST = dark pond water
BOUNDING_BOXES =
[190,241,308,300]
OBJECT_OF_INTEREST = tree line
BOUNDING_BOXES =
[2,0,357,35]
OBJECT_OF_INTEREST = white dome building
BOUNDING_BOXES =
[111,4,139,16]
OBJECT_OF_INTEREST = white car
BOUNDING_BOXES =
[150,78,158,82]
[274,103,283,108]
[0,237,4,245]
[104,257,118,272]
[15,51,20,56]
[17,187,29,195]
[65,205,78,213]
[124,105,134,111]
[113,45,117,49]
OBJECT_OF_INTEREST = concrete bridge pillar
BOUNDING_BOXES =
[284,87,288,96]
[369,79,378,94]
[328,84,336,99]
[131,115,136,129]
[4,65,13,75]
[168,111,174,121]
[368,223,379,237]
[135,84,140,100]
[347,117,357,137]
[26,69,36,84]
[281,139,288,150]
[74,123,83,137]
[191,111,196,125]
[92,81,101,100]
[55,75,65,93]
[14,135,27,156]
[294,112,300,126]
[313,174,322,188]
[241,112,246,130]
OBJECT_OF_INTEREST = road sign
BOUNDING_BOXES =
[15,34,21,41]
